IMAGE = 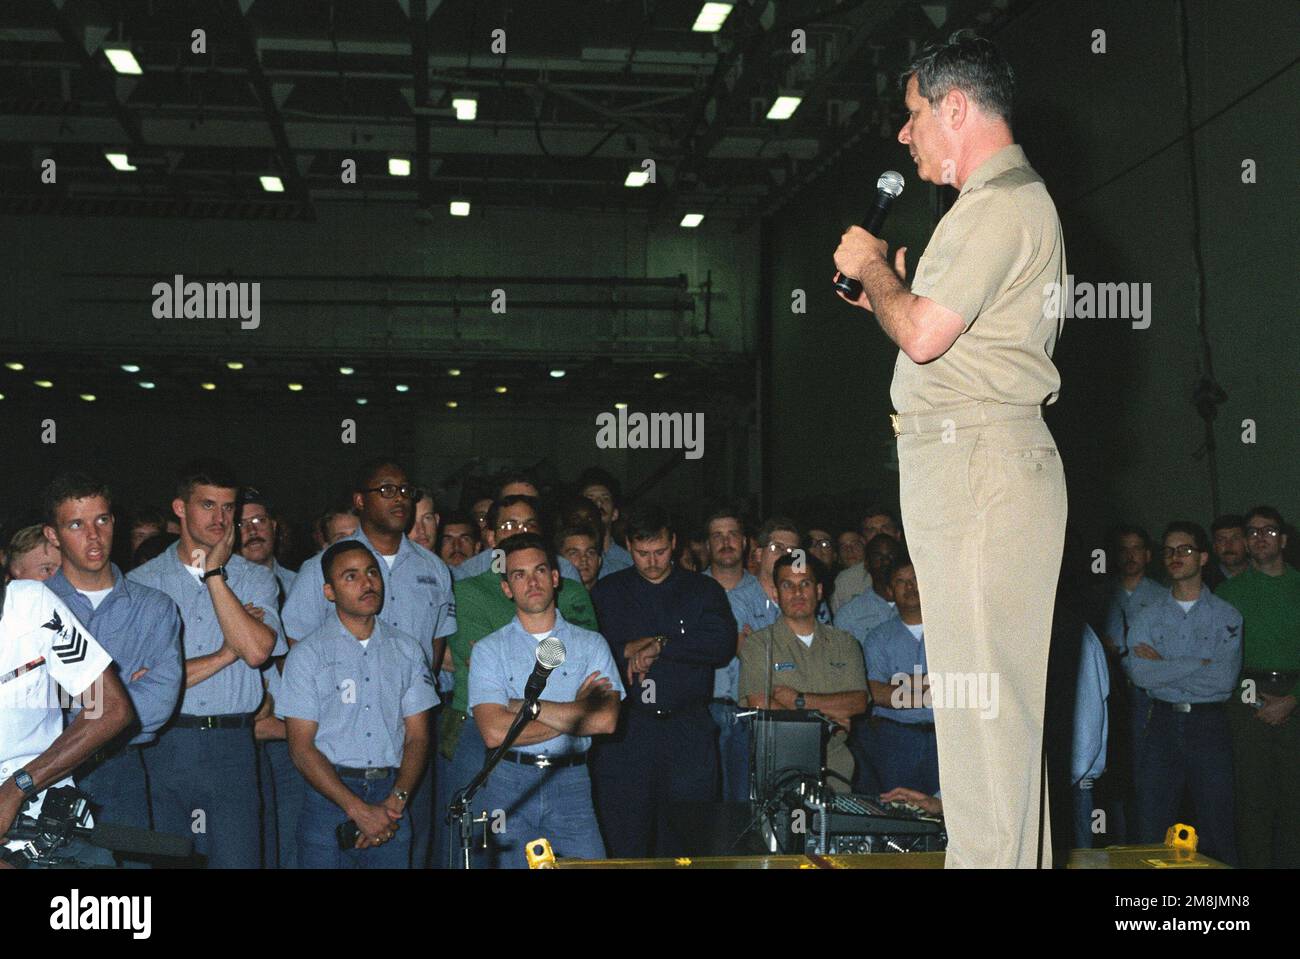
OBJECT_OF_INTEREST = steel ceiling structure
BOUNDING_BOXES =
[1,0,1024,221]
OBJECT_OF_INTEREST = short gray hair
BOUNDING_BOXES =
[899,30,1015,122]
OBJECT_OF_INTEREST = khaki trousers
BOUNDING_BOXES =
[896,403,1068,868]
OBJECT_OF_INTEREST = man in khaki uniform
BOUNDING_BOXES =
[833,32,1068,867]
[739,555,869,790]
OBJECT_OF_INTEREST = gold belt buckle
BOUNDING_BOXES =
[890,413,902,438]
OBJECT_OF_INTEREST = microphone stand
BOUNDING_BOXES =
[447,697,541,870]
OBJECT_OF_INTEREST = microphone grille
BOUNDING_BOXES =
[536,637,566,670]
[877,170,905,198]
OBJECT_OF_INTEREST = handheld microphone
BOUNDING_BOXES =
[833,170,905,300]
[523,637,566,703]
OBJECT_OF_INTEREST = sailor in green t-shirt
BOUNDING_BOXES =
[1216,505,1300,869]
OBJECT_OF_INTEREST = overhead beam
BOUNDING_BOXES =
[226,0,314,219]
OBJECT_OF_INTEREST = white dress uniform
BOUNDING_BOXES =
[1,580,114,852]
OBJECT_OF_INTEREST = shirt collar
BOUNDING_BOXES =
[959,143,1028,197]
[776,616,823,645]
[353,527,407,569]
[50,564,131,606]
[509,609,570,641]
[330,609,388,645]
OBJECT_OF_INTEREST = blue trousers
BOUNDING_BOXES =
[709,702,751,803]
[406,752,436,868]
[1135,703,1238,866]
[590,706,718,859]
[298,769,409,869]
[257,739,306,868]
[78,745,150,831]
[867,718,940,795]
[1073,783,1096,850]
[476,760,605,869]
[144,725,260,869]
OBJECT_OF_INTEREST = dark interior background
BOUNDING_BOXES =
[1,0,1296,562]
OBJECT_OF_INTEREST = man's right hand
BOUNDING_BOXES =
[350,802,397,848]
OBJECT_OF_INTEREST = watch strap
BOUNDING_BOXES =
[201,565,227,582]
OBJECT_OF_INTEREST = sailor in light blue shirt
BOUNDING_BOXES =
[43,473,184,836]
[1122,590,1242,704]
[284,526,454,665]
[278,540,438,869]
[129,543,285,716]
[860,558,939,794]
[125,464,285,869]
[834,586,897,657]
[1122,521,1242,865]
[279,613,438,769]
[465,534,623,867]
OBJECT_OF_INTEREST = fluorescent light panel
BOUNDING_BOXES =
[692,3,733,32]
[103,46,142,75]
[766,95,802,120]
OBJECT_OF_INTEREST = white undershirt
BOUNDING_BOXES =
[358,638,371,651]
[528,631,551,643]
[183,564,205,581]
[381,552,397,568]
[78,587,114,611]
[904,622,924,641]
[1175,599,1196,613]
[795,631,815,648]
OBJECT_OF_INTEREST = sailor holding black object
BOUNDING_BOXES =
[467,533,623,868]
[832,31,1068,868]
[1,579,134,868]
[278,540,436,869]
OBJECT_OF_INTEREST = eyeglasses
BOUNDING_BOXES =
[237,515,271,529]
[1162,545,1199,558]
[362,484,420,500]
[1245,526,1281,539]
[498,519,539,534]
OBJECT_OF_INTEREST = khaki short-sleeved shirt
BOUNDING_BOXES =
[891,144,1067,413]
[739,619,868,789]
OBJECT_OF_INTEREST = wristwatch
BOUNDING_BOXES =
[12,768,39,800]
[653,635,666,651]
[392,789,409,804]
[201,565,228,582]
[794,694,806,710]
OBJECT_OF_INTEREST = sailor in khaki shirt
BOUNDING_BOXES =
[739,555,869,791]
[832,33,1067,867]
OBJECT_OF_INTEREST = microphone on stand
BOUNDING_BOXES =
[833,170,906,300]
[523,637,566,705]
